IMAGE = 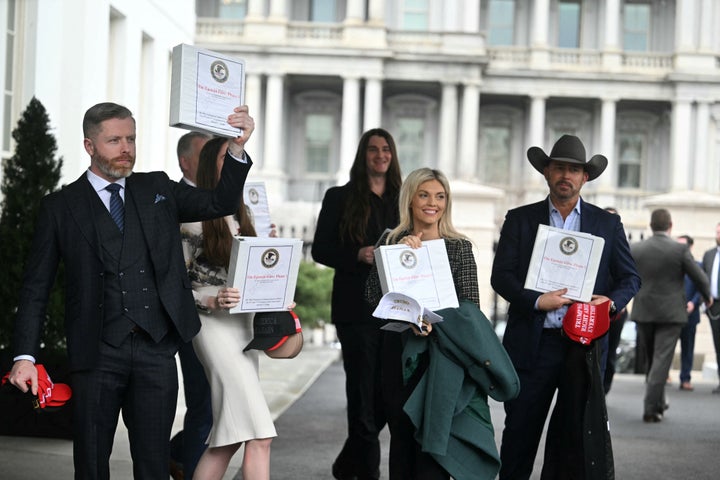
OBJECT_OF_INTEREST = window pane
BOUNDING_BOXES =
[623,4,650,51]
[305,114,333,173]
[618,133,644,188]
[396,118,425,173]
[218,0,247,19]
[402,0,428,30]
[558,2,580,48]
[482,126,510,184]
[488,0,515,46]
[311,0,336,23]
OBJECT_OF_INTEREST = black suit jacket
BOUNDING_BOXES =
[12,154,251,370]
[491,198,641,370]
[311,184,399,324]
[702,247,718,297]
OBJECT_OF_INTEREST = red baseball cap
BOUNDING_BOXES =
[562,300,611,345]
[1,364,72,411]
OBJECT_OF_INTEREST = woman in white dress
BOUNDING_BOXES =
[180,136,276,480]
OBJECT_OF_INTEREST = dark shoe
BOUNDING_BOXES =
[643,413,663,423]
[679,382,694,391]
[332,462,357,480]
[169,459,184,480]
[712,385,720,394]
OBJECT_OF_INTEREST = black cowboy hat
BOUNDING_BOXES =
[527,134,607,181]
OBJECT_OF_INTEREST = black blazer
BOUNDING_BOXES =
[12,154,252,370]
[312,184,399,324]
[490,198,641,370]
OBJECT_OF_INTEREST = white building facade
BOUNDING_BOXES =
[195,0,720,329]
[2,0,720,368]
[0,0,197,181]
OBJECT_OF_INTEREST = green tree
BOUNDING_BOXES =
[0,97,64,352]
[293,261,333,329]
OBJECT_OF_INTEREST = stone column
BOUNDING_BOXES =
[439,82,458,177]
[602,0,621,69]
[368,0,385,24]
[526,95,547,185]
[458,83,479,178]
[598,98,617,189]
[338,76,361,183]
[699,0,714,51]
[363,77,382,131]
[675,0,696,52]
[346,0,365,23]
[530,0,550,68]
[269,0,287,19]
[245,73,263,164]
[694,101,710,191]
[263,73,284,175]
[671,98,693,190]
[247,0,265,18]
[531,0,549,48]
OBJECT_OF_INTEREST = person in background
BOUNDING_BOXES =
[181,137,276,480]
[178,131,213,187]
[7,103,253,478]
[602,207,630,395]
[170,130,214,480]
[701,222,720,394]
[366,167,518,480]
[677,234,703,391]
[312,128,402,480]
[492,135,641,479]
[631,209,711,423]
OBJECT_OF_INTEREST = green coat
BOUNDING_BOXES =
[402,301,520,480]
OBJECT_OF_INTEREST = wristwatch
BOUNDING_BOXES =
[609,301,617,316]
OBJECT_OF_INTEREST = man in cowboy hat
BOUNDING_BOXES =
[491,134,641,480]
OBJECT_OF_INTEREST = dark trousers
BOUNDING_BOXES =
[679,315,699,383]
[381,334,449,480]
[603,311,627,393]
[710,315,720,384]
[334,322,387,480]
[71,331,179,480]
[636,322,683,415]
[170,340,212,479]
[500,330,568,480]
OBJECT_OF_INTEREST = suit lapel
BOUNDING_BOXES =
[62,175,103,261]
[126,175,158,252]
[579,200,599,235]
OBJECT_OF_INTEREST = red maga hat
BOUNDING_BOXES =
[1,364,72,411]
[562,300,611,345]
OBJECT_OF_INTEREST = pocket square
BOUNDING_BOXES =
[154,194,166,204]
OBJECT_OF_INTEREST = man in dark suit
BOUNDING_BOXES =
[6,102,254,479]
[170,130,213,480]
[677,234,703,392]
[492,135,641,480]
[701,222,720,394]
[631,210,711,422]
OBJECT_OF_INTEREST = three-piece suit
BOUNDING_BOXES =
[12,154,251,478]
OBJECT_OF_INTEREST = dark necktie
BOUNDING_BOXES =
[106,183,125,233]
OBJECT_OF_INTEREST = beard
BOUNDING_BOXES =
[93,152,134,179]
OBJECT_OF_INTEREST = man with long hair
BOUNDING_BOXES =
[312,128,402,480]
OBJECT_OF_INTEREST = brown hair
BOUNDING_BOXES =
[339,128,402,244]
[196,137,256,267]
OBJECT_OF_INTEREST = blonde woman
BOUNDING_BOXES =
[366,168,480,479]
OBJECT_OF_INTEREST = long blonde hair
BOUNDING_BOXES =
[387,168,465,244]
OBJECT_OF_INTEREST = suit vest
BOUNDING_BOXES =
[95,187,171,346]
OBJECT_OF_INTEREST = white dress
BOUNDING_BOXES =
[181,219,277,447]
